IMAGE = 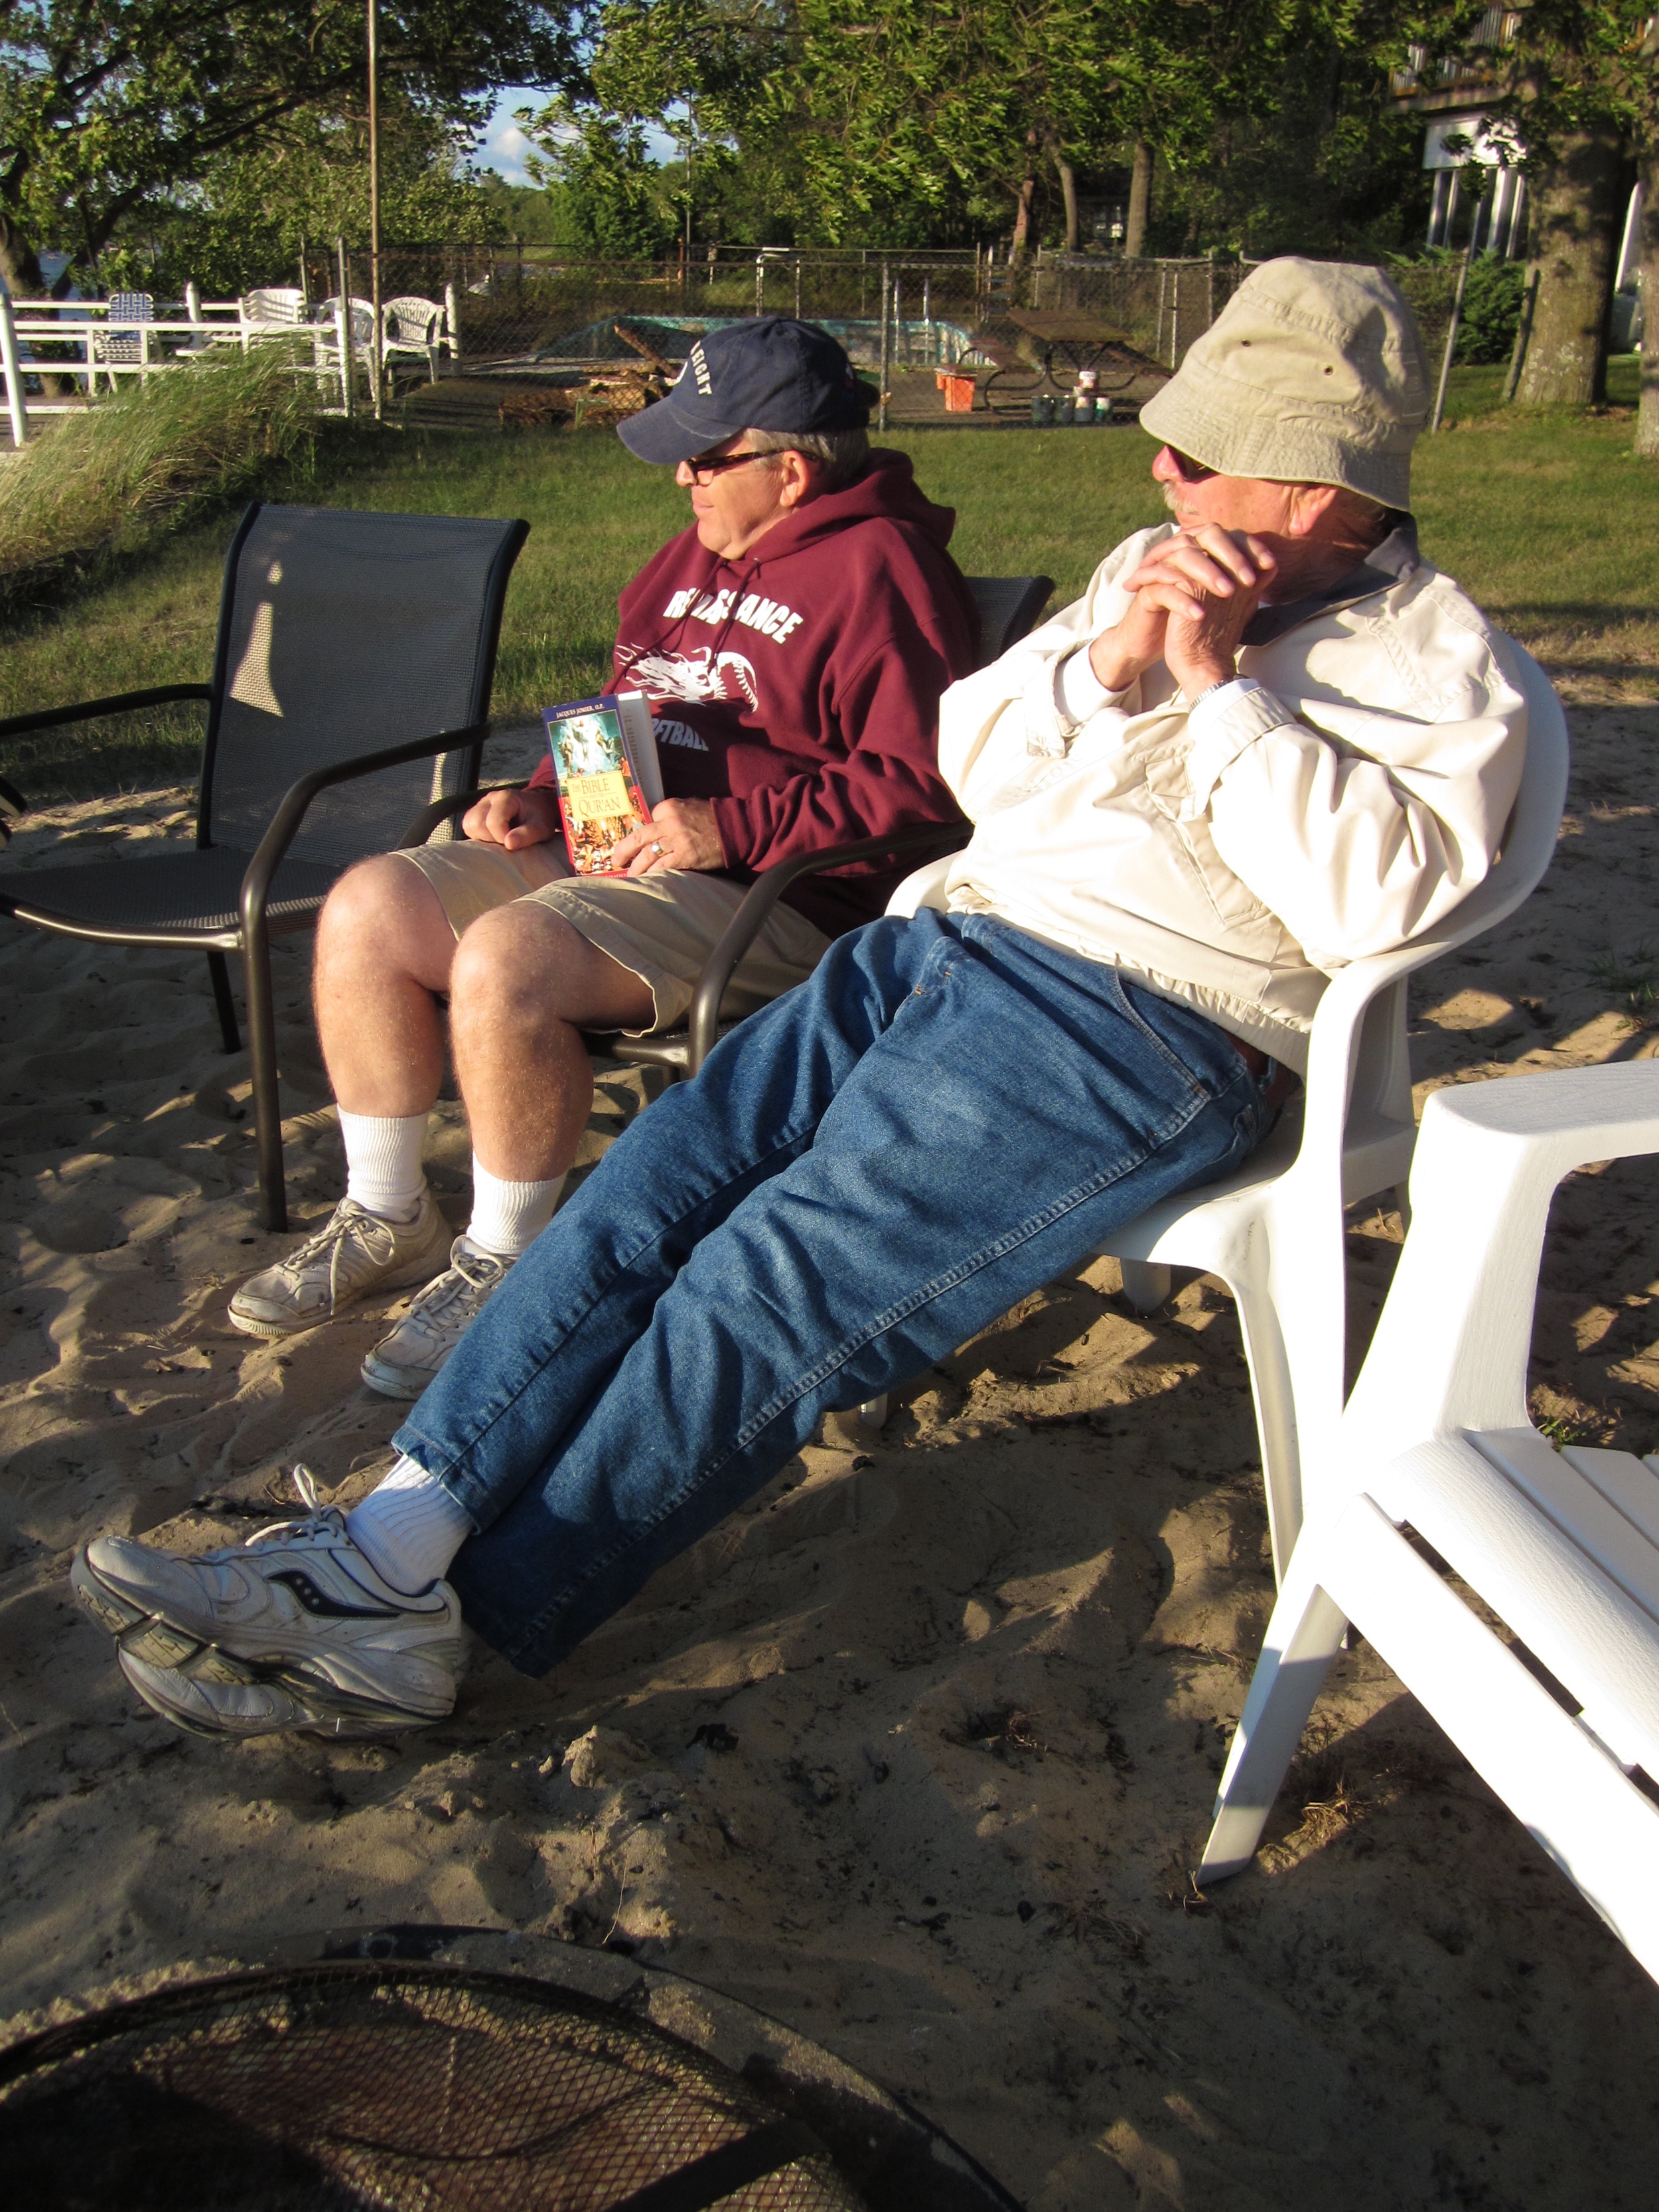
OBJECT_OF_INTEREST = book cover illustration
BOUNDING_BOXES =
[542,694,654,876]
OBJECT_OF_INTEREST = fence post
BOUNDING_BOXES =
[185,280,202,325]
[878,260,891,432]
[755,254,764,317]
[0,290,27,447]
[445,279,462,370]
[335,297,355,421]
[1171,268,1181,368]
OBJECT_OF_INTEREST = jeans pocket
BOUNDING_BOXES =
[1102,972,1215,1098]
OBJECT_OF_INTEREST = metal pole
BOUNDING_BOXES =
[185,280,201,323]
[1431,224,1478,433]
[297,234,309,310]
[877,260,891,431]
[794,256,801,317]
[1171,268,1181,368]
[756,254,764,317]
[445,279,462,369]
[0,291,28,446]
[336,238,355,419]
[366,0,383,419]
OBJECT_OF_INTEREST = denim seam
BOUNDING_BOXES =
[494,1076,1242,1665]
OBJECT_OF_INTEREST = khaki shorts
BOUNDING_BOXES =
[396,839,833,1037]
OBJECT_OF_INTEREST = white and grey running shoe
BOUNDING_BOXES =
[71,1469,463,1733]
[229,1193,450,1340]
[360,1236,514,1400]
[116,1645,408,1741]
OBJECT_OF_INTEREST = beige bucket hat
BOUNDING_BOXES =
[1139,257,1430,511]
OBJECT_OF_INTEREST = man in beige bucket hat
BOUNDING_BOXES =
[73,259,1532,1740]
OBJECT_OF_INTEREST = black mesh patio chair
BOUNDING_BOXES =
[0,501,528,1232]
[403,571,1054,1082]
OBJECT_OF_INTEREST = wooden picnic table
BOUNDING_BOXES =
[1005,311,1145,386]
[967,313,1170,416]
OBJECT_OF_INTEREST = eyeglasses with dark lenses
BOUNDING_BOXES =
[1165,447,1218,483]
[685,449,770,486]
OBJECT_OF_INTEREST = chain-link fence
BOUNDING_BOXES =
[295,242,1463,430]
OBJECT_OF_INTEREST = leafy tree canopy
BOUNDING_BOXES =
[0,0,587,291]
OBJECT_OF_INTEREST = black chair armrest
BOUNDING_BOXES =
[686,821,971,1073]
[0,683,213,744]
[398,780,529,848]
[239,721,493,941]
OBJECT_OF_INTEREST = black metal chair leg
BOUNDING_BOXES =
[242,933,288,1234]
[206,948,241,1053]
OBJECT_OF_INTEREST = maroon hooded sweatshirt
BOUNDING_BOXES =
[526,448,978,936]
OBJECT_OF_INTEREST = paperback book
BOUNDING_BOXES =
[541,690,664,876]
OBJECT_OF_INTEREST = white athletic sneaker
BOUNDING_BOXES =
[116,1645,405,1741]
[71,1469,464,1733]
[228,1193,450,1340]
[360,1237,515,1400]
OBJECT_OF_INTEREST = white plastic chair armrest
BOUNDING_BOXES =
[1345,1065,1659,1457]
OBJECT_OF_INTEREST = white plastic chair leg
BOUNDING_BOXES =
[1200,1559,1348,1881]
[1119,1259,1171,1312]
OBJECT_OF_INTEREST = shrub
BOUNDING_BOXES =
[0,345,325,584]
[1454,256,1525,366]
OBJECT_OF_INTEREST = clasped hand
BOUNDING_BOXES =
[462,784,724,875]
[1088,524,1277,700]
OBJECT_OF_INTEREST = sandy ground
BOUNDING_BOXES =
[3,700,1659,2208]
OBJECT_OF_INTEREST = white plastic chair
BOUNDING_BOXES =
[314,296,378,362]
[381,295,448,380]
[880,638,1569,1578]
[240,287,308,328]
[1198,1064,1659,1983]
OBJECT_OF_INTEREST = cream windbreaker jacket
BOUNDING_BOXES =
[936,522,1528,1072]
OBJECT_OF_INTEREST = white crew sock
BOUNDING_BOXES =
[340,1109,429,1220]
[346,1455,474,1594]
[465,1159,565,1258]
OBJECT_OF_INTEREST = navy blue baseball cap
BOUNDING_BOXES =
[618,316,875,465]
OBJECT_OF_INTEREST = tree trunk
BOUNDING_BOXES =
[1010,129,1039,264]
[1058,158,1078,252]
[0,209,44,298]
[1636,135,1659,457]
[1513,121,1625,407]
[1125,137,1152,259]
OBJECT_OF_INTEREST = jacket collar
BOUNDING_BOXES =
[1241,517,1419,648]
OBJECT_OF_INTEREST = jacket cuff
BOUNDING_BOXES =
[1055,645,1133,728]
[1178,680,1294,817]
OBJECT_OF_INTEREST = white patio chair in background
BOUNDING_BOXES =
[314,296,378,363]
[382,295,449,382]
[1198,1063,1659,1986]
[240,287,309,329]
[89,292,153,390]
[876,638,1569,1579]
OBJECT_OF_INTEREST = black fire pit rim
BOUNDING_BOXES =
[1,1923,1023,2212]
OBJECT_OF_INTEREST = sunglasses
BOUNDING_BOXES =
[684,449,772,486]
[1165,446,1218,483]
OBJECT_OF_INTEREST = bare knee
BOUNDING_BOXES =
[450,901,581,1033]
[317,854,455,992]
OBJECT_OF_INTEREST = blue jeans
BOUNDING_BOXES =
[395,911,1275,1674]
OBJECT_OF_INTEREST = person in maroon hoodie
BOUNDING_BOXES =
[226,317,978,1398]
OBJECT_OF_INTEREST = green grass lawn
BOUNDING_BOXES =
[1,355,1651,800]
